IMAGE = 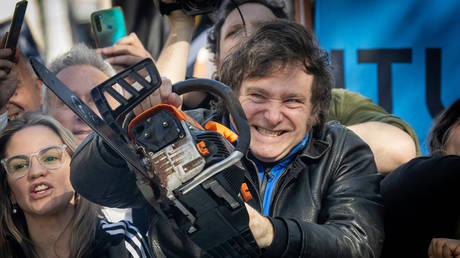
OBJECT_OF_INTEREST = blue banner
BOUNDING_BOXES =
[315,0,460,154]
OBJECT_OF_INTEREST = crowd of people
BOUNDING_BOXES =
[0,0,458,257]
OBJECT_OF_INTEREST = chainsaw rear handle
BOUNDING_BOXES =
[173,78,250,155]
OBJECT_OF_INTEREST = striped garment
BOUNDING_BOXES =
[98,218,153,258]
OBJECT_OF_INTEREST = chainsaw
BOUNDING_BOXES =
[30,57,259,256]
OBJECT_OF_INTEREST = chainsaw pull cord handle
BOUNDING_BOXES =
[172,78,250,155]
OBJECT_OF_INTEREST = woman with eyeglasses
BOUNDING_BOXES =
[0,112,152,258]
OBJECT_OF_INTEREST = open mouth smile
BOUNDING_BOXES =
[255,126,285,136]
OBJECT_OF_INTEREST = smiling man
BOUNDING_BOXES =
[236,65,314,162]
[213,19,384,257]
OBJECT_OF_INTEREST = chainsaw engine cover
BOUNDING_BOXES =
[131,109,185,152]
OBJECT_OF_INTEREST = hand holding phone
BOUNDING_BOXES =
[96,32,153,72]
[0,40,19,110]
[91,7,127,48]
[3,1,28,49]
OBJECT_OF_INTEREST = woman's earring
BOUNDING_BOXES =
[12,204,18,214]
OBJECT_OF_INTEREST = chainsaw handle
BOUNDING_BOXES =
[173,78,250,154]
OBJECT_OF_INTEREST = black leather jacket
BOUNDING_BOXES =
[71,109,384,257]
[203,111,385,257]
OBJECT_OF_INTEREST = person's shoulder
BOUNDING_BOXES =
[97,218,152,258]
[331,88,373,105]
[317,122,375,162]
[306,122,368,157]
[322,121,359,141]
[387,155,460,177]
[381,155,460,194]
[98,217,143,240]
[308,121,354,146]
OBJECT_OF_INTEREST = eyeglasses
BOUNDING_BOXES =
[1,144,67,179]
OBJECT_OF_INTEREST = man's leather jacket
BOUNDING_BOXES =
[70,109,384,257]
[200,111,385,257]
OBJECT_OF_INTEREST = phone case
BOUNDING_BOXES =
[91,7,127,48]
[5,0,28,49]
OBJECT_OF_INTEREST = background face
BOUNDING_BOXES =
[445,123,460,156]
[5,125,74,217]
[238,65,314,162]
[49,65,109,141]
[218,3,276,68]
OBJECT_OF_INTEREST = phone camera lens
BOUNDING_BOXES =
[95,15,103,32]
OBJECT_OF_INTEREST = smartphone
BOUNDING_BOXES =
[91,7,127,48]
[4,0,28,49]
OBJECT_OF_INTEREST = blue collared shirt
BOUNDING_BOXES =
[251,135,309,216]
[229,122,309,215]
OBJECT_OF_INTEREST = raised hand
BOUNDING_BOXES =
[0,33,19,111]
[97,32,153,73]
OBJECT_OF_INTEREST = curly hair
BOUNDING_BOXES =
[218,19,333,130]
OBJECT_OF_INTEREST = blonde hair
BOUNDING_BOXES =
[0,112,102,257]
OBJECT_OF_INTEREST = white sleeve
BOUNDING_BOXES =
[101,207,133,223]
